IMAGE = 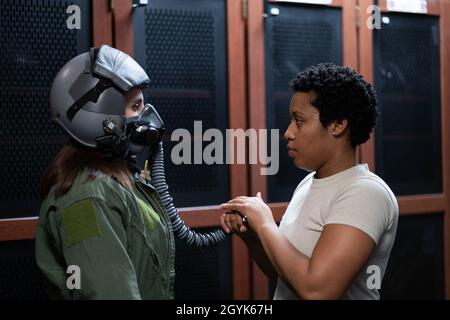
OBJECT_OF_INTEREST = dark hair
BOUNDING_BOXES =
[290,63,378,148]
[40,139,133,199]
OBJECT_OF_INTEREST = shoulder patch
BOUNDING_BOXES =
[135,196,160,231]
[61,199,101,247]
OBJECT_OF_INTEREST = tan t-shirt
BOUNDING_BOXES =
[273,164,398,300]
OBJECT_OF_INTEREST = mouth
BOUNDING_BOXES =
[287,147,296,157]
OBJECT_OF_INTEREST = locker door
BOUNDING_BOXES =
[359,0,450,299]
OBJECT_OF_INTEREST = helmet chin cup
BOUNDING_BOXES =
[129,143,146,154]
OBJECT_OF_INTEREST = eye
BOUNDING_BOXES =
[295,119,304,127]
[133,103,141,112]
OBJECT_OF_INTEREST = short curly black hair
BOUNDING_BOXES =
[290,63,378,148]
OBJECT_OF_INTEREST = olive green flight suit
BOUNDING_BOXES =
[35,169,175,299]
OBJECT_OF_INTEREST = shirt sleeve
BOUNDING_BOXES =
[54,198,141,300]
[324,179,394,245]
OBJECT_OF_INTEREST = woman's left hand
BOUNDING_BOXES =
[221,192,276,235]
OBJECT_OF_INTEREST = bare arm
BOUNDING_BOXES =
[245,234,278,279]
[256,223,375,299]
[220,213,277,279]
[221,194,376,299]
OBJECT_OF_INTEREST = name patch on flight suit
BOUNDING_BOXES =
[135,196,160,231]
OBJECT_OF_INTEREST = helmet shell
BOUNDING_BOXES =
[50,45,150,148]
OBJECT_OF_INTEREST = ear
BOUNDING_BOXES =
[329,119,349,136]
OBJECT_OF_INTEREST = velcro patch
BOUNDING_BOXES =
[135,196,160,231]
[61,199,101,247]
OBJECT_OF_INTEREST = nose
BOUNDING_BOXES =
[284,122,295,141]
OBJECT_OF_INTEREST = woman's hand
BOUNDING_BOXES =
[220,211,246,234]
[219,211,254,241]
[220,192,276,235]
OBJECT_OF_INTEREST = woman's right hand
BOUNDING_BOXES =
[220,212,257,241]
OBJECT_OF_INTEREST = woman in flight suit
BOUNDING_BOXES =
[35,45,175,299]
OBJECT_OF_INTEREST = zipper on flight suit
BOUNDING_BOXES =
[134,180,172,274]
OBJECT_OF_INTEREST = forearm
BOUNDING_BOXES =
[256,224,323,299]
[242,234,278,279]
[221,196,370,300]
